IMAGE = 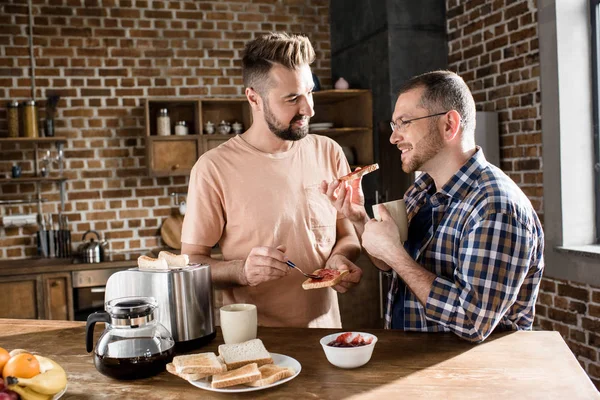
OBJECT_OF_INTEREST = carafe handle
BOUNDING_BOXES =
[86,311,111,353]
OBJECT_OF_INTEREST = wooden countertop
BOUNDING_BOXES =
[0,248,223,277]
[1,319,597,399]
[0,259,138,277]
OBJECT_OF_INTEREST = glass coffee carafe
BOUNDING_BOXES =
[86,296,175,380]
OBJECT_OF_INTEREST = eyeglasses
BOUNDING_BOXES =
[389,111,450,133]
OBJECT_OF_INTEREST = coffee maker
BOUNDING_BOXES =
[104,264,216,352]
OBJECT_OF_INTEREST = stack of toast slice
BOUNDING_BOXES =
[166,338,295,389]
[138,251,190,270]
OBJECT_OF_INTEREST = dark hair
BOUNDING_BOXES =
[242,32,315,95]
[398,70,476,135]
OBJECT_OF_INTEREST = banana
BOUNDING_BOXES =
[9,348,29,357]
[7,385,52,400]
[7,356,67,396]
[33,355,53,374]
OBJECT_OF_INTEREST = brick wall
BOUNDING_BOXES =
[447,0,599,390]
[0,0,331,259]
[536,280,600,389]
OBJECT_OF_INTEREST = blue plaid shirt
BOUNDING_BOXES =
[384,148,544,342]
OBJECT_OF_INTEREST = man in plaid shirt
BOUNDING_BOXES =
[321,70,544,342]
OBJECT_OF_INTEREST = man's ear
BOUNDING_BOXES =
[442,110,462,141]
[246,87,262,111]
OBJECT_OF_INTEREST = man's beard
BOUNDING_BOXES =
[263,100,309,141]
[402,120,444,173]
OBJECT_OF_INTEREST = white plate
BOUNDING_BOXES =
[309,122,334,131]
[53,385,67,399]
[188,353,301,393]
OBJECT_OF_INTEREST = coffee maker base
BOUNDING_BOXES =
[175,330,217,353]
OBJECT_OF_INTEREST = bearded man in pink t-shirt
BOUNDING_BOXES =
[181,32,363,328]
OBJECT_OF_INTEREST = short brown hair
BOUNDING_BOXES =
[242,32,315,94]
[398,70,476,135]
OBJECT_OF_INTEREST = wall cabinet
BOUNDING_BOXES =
[0,272,73,320]
[144,90,374,176]
[144,98,251,177]
[311,89,373,168]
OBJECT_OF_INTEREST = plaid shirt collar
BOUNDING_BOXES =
[412,147,486,202]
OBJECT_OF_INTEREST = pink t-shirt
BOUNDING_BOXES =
[181,134,352,328]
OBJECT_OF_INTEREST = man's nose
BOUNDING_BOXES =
[389,128,402,145]
[299,96,315,117]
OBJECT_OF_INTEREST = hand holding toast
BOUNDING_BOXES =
[325,253,363,293]
[242,245,290,287]
[320,171,367,224]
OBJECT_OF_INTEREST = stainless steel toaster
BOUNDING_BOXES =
[104,264,216,352]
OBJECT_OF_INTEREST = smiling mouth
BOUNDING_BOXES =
[398,146,413,154]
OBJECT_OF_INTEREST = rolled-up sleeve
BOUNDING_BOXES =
[424,212,534,342]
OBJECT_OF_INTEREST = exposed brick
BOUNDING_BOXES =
[567,341,598,362]
[548,308,578,325]
[582,317,600,332]
[558,284,590,302]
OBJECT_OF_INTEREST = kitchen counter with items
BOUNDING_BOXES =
[0,319,597,399]
[0,258,137,277]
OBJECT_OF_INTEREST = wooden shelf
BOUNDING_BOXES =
[0,198,47,205]
[311,127,370,137]
[144,92,373,176]
[147,135,200,142]
[0,176,67,184]
[0,137,67,144]
[313,89,370,104]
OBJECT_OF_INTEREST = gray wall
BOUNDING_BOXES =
[330,0,448,203]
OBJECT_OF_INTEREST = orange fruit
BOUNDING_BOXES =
[0,347,9,375]
[2,352,40,379]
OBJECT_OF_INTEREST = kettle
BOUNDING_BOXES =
[80,230,108,263]
[86,296,175,380]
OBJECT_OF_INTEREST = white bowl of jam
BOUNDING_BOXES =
[319,332,378,369]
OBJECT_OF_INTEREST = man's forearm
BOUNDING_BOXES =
[386,246,436,306]
[330,233,361,262]
[188,254,247,289]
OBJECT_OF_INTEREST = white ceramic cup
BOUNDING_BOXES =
[372,199,408,242]
[220,303,257,344]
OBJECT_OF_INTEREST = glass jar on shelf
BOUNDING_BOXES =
[22,100,39,138]
[7,100,19,138]
[157,108,171,136]
[174,121,188,135]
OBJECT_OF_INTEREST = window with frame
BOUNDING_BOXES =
[592,0,600,242]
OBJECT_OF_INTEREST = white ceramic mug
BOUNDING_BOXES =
[220,303,257,344]
[372,199,408,242]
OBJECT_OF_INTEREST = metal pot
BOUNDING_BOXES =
[80,230,108,263]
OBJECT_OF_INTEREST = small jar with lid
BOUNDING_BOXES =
[174,121,188,136]
[157,108,171,136]
[22,100,39,138]
[7,101,19,138]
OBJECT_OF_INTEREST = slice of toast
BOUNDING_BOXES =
[244,364,295,387]
[218,339,274,370]
[166,362,209,381]
[172,352,227,375]
[302,269,349,290]
[338,163,379,182]
[211,363,261,389]
[158,250,189,268]
[137,255,168,270]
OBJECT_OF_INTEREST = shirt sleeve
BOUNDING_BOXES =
[181,161,225,247]
[423,212,536,342]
